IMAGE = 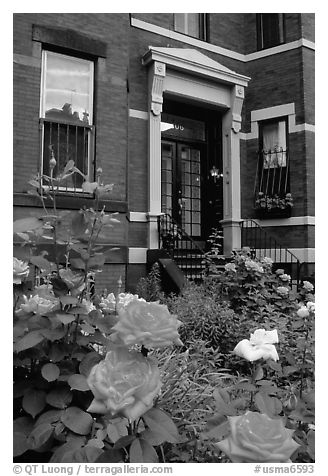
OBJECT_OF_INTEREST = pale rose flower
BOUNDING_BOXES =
[279,274,291,282]
[100,292,145,313]
[262,257,273,267]
[245,260,264,273]
[275,269,285,275]
[297,306,309,318]
[306,301,315,313]
[111,300,183,349]
[87,346,162,421]
[276,286,289,297]
[303,281,314,292]
[13,257,30,284]
[20,294,59,315]
[233,328,279,362]
[33,284,54,299]
[224,263,237,273]
[215,411,299,462]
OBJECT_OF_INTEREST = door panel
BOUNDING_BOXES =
[161,141,203,238]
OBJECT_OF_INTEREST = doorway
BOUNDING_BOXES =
[161,101,223,246]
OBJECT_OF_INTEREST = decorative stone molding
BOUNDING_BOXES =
[150,61,166,116]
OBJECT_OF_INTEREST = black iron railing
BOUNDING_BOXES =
[241,218,301,289]
[41,118,94,193]
[158,213,207,280]
[254,148,293,213]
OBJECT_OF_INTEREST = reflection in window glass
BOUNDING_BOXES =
[41,51,93,125]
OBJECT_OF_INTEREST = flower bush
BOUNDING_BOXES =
[13,160,314,464]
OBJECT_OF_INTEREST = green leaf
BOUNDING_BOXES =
[30,256,54,273]
[68,374,90,391]
[113,435,136,449]
[95,449,123,463]
[27,423,54,450]
[61,407,93,435]
[70,258,86,270]
[41,363,60,382]
[22,389,47,418]
[79,352,102,377]
[84,445,104,462]
[107,419,128,443]
[254,365,264,381]
[41,328,67,342]
[13,432,28,457]
[255,392,282,416]
[60,296,79,306]
[142,408,179,444]
[50,440,85,463]
[14,331,44,353]
[140,429,167,446]
[35,409,63,426]
[129,438,159,463]
[46,386,73,409]
[14,416,34,435]
[56,313,77,325]
[88,254,106,269]
[13,217,43,233]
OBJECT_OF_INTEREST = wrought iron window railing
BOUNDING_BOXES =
[40,118,94,192]
[254,148,293,214]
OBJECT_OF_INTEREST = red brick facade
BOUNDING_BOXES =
[13,13,315,291]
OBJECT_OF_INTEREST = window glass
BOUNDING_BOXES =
[257,13,284,49]
[174,13,205,39]
[161,113,206,142]
[41,51,93,125]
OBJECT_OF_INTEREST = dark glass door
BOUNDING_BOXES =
[161,140,203,238]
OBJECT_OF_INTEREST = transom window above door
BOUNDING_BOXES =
[174,13,207,40]
[40,50,94,191]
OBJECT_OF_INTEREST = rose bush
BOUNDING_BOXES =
[13,257,30,284]
[87,345,162,421]
[233,328,279,362]
[215,411,299,462]
[110,300,183,349]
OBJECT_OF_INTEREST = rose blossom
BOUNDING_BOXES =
[276,286,289,297]
[13,257,30,284]
[233,328,279,362]
[224,263,237,273]
[261,257,273,267]
[297,306,309,318]
[275,268,285,275]
[100,292,145,313]
[306,301,315,312]
[111,300,183,349]
[215,411,299,462]
[87,346,162,421]
[279,273,291,282]
[303,281,314,292]
[20,294,59,315]
[245,260,264,273]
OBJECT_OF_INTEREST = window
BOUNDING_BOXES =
[40,50,94,190]
[257,13,285,50]
[255,118,290,203]
[174,13,207,40]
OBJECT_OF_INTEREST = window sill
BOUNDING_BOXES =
[13,192,128,213]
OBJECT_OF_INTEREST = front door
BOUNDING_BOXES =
[161,140,203,238]
[161,106,223,245]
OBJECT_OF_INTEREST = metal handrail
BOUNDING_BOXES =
[157,213,206,280]
[241,218,301,289]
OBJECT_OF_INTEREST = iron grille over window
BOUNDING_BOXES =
[254,118,292,215]
[40,50,94,191]
[174,13,207,40]
[257,13,285,50]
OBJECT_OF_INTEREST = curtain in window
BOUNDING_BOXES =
[263,120,286,168]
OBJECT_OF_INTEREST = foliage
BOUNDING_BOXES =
[255,192,294,211]
[136,263,164,303]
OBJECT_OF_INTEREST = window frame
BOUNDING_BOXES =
[256,13,285,50]
[39,49,95,192]
[174,13,207,41]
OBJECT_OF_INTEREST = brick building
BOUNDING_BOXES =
[13,13,315,292]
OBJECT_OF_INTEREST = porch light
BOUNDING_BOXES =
[210,165,223,183]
